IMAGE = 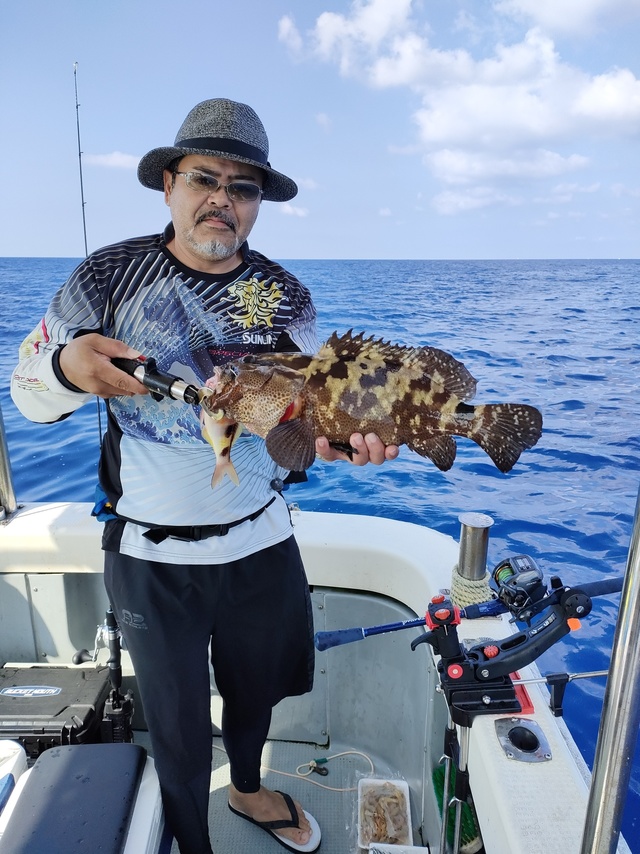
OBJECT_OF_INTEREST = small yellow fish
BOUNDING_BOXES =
[198,389,243,488]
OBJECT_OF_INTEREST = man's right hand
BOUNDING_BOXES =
[58,333,149,398]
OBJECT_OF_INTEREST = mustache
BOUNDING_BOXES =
[196,210,236,232]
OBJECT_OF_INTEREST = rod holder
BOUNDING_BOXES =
[457,512,494,581]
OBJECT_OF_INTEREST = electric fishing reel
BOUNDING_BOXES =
[491,554,547,621]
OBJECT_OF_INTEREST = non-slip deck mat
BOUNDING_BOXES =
[146,735,406,854]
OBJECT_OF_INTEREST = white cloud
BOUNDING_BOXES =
[554,182,601,194]
[572,68,640,126]
[379,207,392,216]
[85,151,139,169]
[294,7,640,147]
[282,1,640,216]
[281,203,309,217]
[428,149,589,185]
[433,187,523,215]
[612,183,640,198]
[453,11,484,42]
[278,15,303,54]
[295,177,319,191]
[381,29,639,149]
[534,182,601,203]
[316,112,332,131]
[370,34,475,89]
[313,0,413,71]
[493,0,640,36]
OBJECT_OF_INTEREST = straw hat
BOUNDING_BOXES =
[137,98,297,202]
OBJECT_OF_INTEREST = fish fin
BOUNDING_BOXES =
[210,422,242,488]
[211,459,240,488]
[410,346,477,401]
[319,330,477,400]
[200,411,243,488]
[265,419,317,470]
[319,329,401,361]
[329,440,357,460]
[469,403,543,472]
[407,434,457,471]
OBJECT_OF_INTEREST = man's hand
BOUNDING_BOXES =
[315,433,399,466]
[58,334,148,398]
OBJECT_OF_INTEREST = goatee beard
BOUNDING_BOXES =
[186,233,241,261]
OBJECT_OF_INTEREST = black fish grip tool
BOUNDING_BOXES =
[112,356,202,405]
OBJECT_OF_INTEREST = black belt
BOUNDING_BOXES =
[142,497,277,544]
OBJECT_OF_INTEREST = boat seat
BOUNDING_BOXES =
[0,743,146,854]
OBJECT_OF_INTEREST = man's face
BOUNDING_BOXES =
[163,154,263,272]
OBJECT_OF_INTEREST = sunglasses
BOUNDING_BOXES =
[174,170,263,203]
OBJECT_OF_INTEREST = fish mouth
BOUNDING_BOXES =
[200,366,240,411]
[196,210,236,232]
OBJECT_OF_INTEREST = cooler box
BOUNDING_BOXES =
[0,743,170,854]
[0,666,111,759]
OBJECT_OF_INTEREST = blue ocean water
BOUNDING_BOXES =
[1,256,639,848]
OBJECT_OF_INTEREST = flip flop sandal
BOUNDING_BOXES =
[228,789,322,853]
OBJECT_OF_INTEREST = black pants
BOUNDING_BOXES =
[104,535,315,854]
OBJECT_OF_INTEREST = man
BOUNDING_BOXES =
[11,99,397,854]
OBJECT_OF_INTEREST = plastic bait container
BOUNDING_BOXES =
[357,777,412,849]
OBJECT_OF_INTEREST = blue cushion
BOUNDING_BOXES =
[0,743,146,854]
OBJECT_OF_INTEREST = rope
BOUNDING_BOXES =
[449,564,493,608]
[212,743,375,792]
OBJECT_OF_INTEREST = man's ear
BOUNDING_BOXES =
[163,170,173,205]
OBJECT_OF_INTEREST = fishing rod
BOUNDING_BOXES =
[314,599,505,651]
[73,62,89,258]
[73,62,106,440]
[314,562,625,652]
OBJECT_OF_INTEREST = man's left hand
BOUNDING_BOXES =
[315,433,399,466]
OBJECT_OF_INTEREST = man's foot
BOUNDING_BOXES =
[228,784,321,852]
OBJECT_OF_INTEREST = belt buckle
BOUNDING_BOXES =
[169,527,200,542]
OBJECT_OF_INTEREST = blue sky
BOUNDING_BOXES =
[2,0,639,259]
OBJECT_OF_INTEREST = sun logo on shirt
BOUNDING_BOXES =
[225,276,283,329]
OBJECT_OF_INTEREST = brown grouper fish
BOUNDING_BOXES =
[199,330,543,479]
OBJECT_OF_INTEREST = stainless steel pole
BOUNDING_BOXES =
[0,403,17,519]
[458,512,494,580]
[580,485,640,852]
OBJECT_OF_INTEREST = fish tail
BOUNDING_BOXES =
[462,402,543,472]
[211,458,240,488]
[200,410,242,488]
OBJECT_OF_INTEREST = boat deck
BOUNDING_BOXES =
[132,732,428,854]
[1,505,632,854]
